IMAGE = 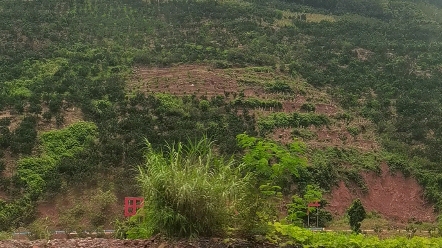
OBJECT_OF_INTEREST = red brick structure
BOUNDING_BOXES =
[124,197,144,217]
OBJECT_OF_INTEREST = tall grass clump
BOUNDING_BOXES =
[137,138,251,238]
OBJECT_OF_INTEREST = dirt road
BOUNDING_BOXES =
[0,238,278,248]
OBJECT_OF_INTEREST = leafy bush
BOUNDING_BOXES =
[267,222,442,247]
[301,103,316,112]
[27,217,51,240]
[348,199,366,234]
[237,134,308,190]
[234,98,283,110]
[40,121,97,159]
[292,128,317,140]
[258,112,330,134]
[286,185,332,227]
[0,232,12,240]
[10,116,37,154]
[265,81,294,94]
[135,138,251,238]
[347,126,360,136]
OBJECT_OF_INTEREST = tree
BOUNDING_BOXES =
[348,199,366,234]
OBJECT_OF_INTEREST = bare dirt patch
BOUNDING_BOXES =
[3,238,277,248]
[132,65,297,102]
[326,163,436,222]
[270,128,294,145]
[353,48,373,61]
[314,103,338,115]
[37,105,84,132]
[0,110,20,131]
[36,186,122,232]
[132,65,238,98]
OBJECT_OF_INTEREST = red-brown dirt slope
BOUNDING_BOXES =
[327,163,436,222]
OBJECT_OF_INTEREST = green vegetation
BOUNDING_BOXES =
[122,136,332,238]
[234,98,283,110]
[258,112,330,134]
[268,222,442,247]
[0,0,441,244]
[136,138,250,238]
[348,199,367,234]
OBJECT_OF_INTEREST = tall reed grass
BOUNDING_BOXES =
[137,138,251,238]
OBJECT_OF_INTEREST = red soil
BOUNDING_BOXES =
[270,128,294,144]
[132,65,238,98]
[315,103,337,115]
[326,163,436,222]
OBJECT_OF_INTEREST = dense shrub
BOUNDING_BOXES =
[135,138,251,238]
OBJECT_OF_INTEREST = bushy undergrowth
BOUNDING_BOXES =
[135,138,251,238]
[268,222,442,248]
[258,112,330,135]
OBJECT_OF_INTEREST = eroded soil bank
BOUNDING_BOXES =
[327,163,436,222]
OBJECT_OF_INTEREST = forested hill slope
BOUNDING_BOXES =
[1,0,442,233]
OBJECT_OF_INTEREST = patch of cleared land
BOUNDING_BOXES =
[131,64,379,151]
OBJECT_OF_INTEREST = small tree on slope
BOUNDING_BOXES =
[348,199,366,234]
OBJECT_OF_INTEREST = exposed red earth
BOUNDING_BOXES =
[326,163,436,223]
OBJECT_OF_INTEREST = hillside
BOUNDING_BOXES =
[1,0,442,240]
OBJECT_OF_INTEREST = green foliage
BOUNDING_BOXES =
[10,116,37,154]
[88,190,117,228]
[27,217,51,240]
[258,112,330,135]
[16,121,97,198]
[301,103,316,112]
[347,126,360,137]
[265,81,294,94]
[288,185,319,223]
[241,183,283,235]
[234,98,283,110]
[0,122,99,230]
[268,222,442,247]
[292,128,317,140]
[309,147,380,190]
[0,232,12,240]
[58,189,117,235]
[40,121,97,159]
[348,199,366,234]
[17,156,57,200]
[0,196,36,232]
[286,185,332,228]
[237,134,308,189]
[59,203,88,237]
[135,138,251,238]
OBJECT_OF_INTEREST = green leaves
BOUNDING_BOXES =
[347,199,366,234]
[237,134,307,188]
[269,221,442,247]
[40,121,97,159]
[135,138,251,238]
[14,122,97,203]
[257,112,330,135]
